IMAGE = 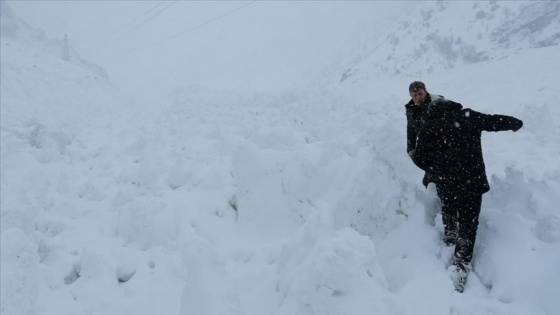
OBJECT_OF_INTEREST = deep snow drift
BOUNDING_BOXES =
[1,1,559,315]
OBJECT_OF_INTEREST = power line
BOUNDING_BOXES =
[98,1,167,39]
[129,0,258,53]
[89,1,178,51]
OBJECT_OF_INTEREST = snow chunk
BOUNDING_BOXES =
[535,214,560,243]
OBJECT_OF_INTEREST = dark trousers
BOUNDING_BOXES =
[436,186,483,266]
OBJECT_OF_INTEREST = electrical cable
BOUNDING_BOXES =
[88,0,178,52]
[97,1,167,40]
[129,0,258,53]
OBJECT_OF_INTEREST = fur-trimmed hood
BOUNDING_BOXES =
[405,93,445,108]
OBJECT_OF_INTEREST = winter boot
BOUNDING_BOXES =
[448,261,469,293]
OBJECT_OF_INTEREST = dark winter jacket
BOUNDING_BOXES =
[411,99,523,194]
[405,93,445,154]
[405,93,446,186]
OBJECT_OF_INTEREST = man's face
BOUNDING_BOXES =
[410,89,427,106]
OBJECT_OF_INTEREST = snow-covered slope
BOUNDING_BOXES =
[1,3,134,313]
[1,1,108,79]
[1,1,560,315]
[335,1,560,83]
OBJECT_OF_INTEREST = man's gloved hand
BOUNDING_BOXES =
[512,119,523,132]
[408,150,415,159]
[422,173,432,188]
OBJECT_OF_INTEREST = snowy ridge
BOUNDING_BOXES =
[1,1,108,79]
[2,1,560,315]
[337,1,560,83]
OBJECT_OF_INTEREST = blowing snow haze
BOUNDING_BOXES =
[5,1,406,98]
[1,1,560,315]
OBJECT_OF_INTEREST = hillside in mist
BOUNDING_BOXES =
[334,1,560,84]
[2,1,559,315]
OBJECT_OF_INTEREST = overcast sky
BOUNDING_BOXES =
[7,1,407,98]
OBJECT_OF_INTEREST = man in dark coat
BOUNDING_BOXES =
[406,81,459,245]
[405,81,447,187]
[410,96,523,291]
